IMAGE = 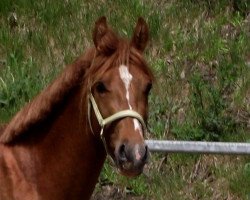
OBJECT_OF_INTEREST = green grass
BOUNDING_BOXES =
[1,0,250,199]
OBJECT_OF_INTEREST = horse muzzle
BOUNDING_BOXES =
[115,142,148,177]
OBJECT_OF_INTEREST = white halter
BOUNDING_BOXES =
[88,92,147,155]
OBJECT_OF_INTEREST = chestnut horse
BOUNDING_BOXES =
[0,17,153,199]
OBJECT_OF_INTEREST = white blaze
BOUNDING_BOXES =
[119,65,132,109]
[119,65,143,135]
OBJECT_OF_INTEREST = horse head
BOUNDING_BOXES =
[87,17,153,177]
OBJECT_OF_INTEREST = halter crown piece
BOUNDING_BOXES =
[88,93,147,155]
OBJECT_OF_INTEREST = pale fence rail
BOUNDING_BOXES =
[146,140,250,155]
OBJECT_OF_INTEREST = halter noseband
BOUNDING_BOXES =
[88,92,147,155]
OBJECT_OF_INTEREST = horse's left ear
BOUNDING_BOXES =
[131,17,149,52]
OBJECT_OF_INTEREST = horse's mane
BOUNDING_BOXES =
[0,49,95,144]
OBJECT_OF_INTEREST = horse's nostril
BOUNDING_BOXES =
[118,144,127,161]
[117,143,148,166]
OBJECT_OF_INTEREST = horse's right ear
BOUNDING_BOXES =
[131,17,149,52]
[92,16,118,55]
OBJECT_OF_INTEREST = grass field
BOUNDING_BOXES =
[0,0,250,199]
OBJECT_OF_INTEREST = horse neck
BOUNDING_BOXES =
[37,86,100,155]
[6,86,106,198]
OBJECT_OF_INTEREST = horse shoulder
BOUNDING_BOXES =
[0,142,14,199]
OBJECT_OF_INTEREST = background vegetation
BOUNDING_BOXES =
[0,0,249,199]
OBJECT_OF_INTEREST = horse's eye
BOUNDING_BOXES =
[96,82,107,93]
[144,83,152,95]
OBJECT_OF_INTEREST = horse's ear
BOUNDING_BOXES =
[92,16,118,55]
[131,17,149,52]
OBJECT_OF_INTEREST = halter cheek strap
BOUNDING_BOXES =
[88,93,147,155]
